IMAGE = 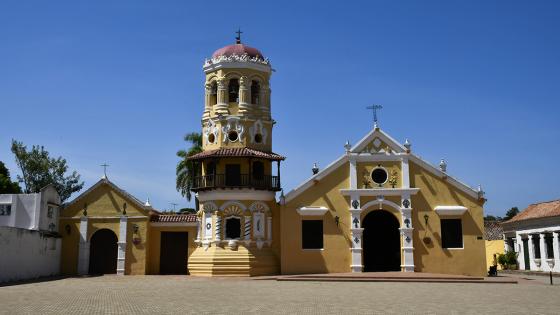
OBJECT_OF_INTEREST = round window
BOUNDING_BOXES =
[371,167,388,185]
[228,130,239,142]
[254,133,263,143]
[208,133,215,144]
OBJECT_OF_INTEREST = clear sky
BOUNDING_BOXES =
[1,1,559,216]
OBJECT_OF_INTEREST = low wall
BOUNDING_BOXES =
[0,226,61,283]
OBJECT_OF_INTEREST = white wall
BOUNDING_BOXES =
[0,185,60,232]
[0,226,61,283]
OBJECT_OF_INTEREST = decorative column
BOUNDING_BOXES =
[77,216,90,275]
[203,83,212,119]
[266,216,272,246]
[202,210,213,250]
[195,218,201,244]
[238,76,250,114]
[215,77,228,115]
[254,212,265,249]
[539,233,548,271]
[117,215,128,275]
[349,197,363,272]
[516,233,525,270]
[400,195,414,272]
[214,212,222,245]
[244,215,251,246]
[553,232,560,272]
[260,83,270,118]
[527,235,535,270]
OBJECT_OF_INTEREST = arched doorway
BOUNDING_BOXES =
[89,229,118,275]
[362,210,401,272]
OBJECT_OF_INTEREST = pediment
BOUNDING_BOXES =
[351,128,406,154]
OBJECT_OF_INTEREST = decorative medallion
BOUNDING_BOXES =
[354,237,359,244]
[352,200,359,209]
[402,199,410,208]
[206,223,211,230]
[404,218,410,228]
[406,236,411,243]
[353,217,359,229]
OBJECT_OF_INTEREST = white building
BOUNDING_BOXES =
[0,185,62,283]
[502,199,560,273]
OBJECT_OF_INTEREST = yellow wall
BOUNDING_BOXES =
[485,240,504,270]
[59,182,150,275]
[281,157,487,276]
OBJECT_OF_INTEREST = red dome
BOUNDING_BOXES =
[212,44,264,59]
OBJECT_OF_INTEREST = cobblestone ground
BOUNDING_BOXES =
[1,275,559,315]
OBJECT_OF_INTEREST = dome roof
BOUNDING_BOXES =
[212,43,264,59]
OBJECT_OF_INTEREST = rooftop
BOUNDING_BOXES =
[506,199,560,223]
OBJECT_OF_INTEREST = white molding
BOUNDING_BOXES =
[361,199,402,212]
[351,128,406,154]
[59,216,147,220]
[198,189,276,202]
[434,206,468,216]
[296,206,329,216]
[150,222,198,227]
[220,200,247,211]
[340,188,420,197]
[352,153,406,162]
[249,201,270,213]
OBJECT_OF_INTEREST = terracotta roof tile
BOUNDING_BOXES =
[150,214,198,223]
[484,221,504,240]
[187,147,285,161]
[506,199,560,223]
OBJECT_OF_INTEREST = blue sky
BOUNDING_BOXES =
[1,1,559,215]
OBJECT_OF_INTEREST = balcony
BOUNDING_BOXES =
[192,174,281,192]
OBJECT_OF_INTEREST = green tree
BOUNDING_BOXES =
[176,132,202,210]
[0,161,22,193]
[504,207,520,220]
[11,140,84,202]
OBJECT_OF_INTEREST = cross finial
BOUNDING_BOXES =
[366,104,383,129]
[235,28,243,44]
[100,163,109,179]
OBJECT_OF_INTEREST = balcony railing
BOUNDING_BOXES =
[192,174,281,191]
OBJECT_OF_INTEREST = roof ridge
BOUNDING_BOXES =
[529,199,560,206]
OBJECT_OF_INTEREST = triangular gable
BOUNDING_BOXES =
[351,127,406,154]
[63,177,151,216]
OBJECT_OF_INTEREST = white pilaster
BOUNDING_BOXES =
[553,232,560,272]
[516,233,525,270]
[117,216,127,275]
[350,203,363,272]
[401,157,410,188]
[214,212,222,244]
[528,235,536,270]
[349,157,357,189]
[77,216,90,275]
[400,194,414,272]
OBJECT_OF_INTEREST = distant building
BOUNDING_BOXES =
[484,220,504,270]
[0,185,61,282]
[502,199,560,272]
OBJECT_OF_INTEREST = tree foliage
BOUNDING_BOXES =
[176,132,202,207]
[504,207,520,220]
[10,140,84,202]
[0,161,22,194]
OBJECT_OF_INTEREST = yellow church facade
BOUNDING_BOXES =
[58,36,488,277]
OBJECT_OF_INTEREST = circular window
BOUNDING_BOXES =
[371,167,388,185]
[208,133,215,144]
[254,133,263,143]
[228,130,239,142]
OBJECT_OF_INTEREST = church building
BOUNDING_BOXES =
[58,35,488,277]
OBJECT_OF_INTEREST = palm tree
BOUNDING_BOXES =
[176,132,203,211]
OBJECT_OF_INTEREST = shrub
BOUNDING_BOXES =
[497,251,518,269]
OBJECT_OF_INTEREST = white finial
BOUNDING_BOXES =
[145,197,151,207]
[404,139,411,152]
[477,184,485,199]
[344,140,351,153]
[312,163,319,175]
[439,159,447,172]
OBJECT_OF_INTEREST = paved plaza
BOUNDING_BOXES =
[1,275,559,314]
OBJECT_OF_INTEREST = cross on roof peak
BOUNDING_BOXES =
[235,28,243,44]
[366,104,383,129]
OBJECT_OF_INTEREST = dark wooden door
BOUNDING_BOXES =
[225,164,241,186]
[362,210,401,272]
[523,239,530,270]
[160,232,189,275]
[89,229,118,275]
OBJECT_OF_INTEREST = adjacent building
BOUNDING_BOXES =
[502,200,560,272]
[0,185,61,282]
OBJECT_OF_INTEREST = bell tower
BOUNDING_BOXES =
[187,33,283,276]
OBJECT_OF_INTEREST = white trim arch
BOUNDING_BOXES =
[361,199,402,213]
[202,201,218,213]
[249,201,270,213]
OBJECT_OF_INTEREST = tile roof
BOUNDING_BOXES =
[187,147,285,161]
[150,214,198,223]
[506,199,560,223]
[484,221,504,240]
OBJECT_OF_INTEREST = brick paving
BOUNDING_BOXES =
[1,275,559,314]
